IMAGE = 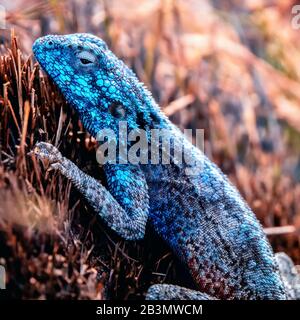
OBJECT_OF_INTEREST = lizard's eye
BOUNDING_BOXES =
[77,51,96,66]
[109,102,125,119]
[80,58,92,65]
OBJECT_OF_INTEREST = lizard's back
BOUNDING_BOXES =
[143,127,286,299]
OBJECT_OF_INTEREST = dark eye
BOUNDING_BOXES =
[78,51,96,66]
[80,58,92,65]
[109,102,125,119]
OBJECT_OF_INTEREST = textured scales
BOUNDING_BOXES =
[32,33,293,299]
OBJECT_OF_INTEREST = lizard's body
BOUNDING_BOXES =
[32,33,296,299]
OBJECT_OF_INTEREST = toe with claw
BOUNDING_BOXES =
[29,142,64,171]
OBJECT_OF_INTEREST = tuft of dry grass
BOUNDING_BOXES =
[0,171,104,299]
[0,170,56,234]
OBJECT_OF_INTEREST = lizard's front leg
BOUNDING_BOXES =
[31,142,149,240]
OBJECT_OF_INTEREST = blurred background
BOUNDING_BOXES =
[0,0,300,299]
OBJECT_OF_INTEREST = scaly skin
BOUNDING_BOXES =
[32,33,290,299]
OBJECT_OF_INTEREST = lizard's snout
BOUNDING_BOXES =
[33,35,61,53]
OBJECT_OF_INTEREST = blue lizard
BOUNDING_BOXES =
[31,33,291,299]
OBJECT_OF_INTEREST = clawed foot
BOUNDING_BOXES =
[29,142,64,171]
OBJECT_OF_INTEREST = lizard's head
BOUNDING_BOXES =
[33,33,161,137]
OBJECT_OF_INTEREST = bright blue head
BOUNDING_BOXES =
[33,33,162,137]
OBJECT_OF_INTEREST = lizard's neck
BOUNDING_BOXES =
[72,82,174,139]
[134,86,173,132]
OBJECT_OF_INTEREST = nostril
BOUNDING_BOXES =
[45,39,54,49]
